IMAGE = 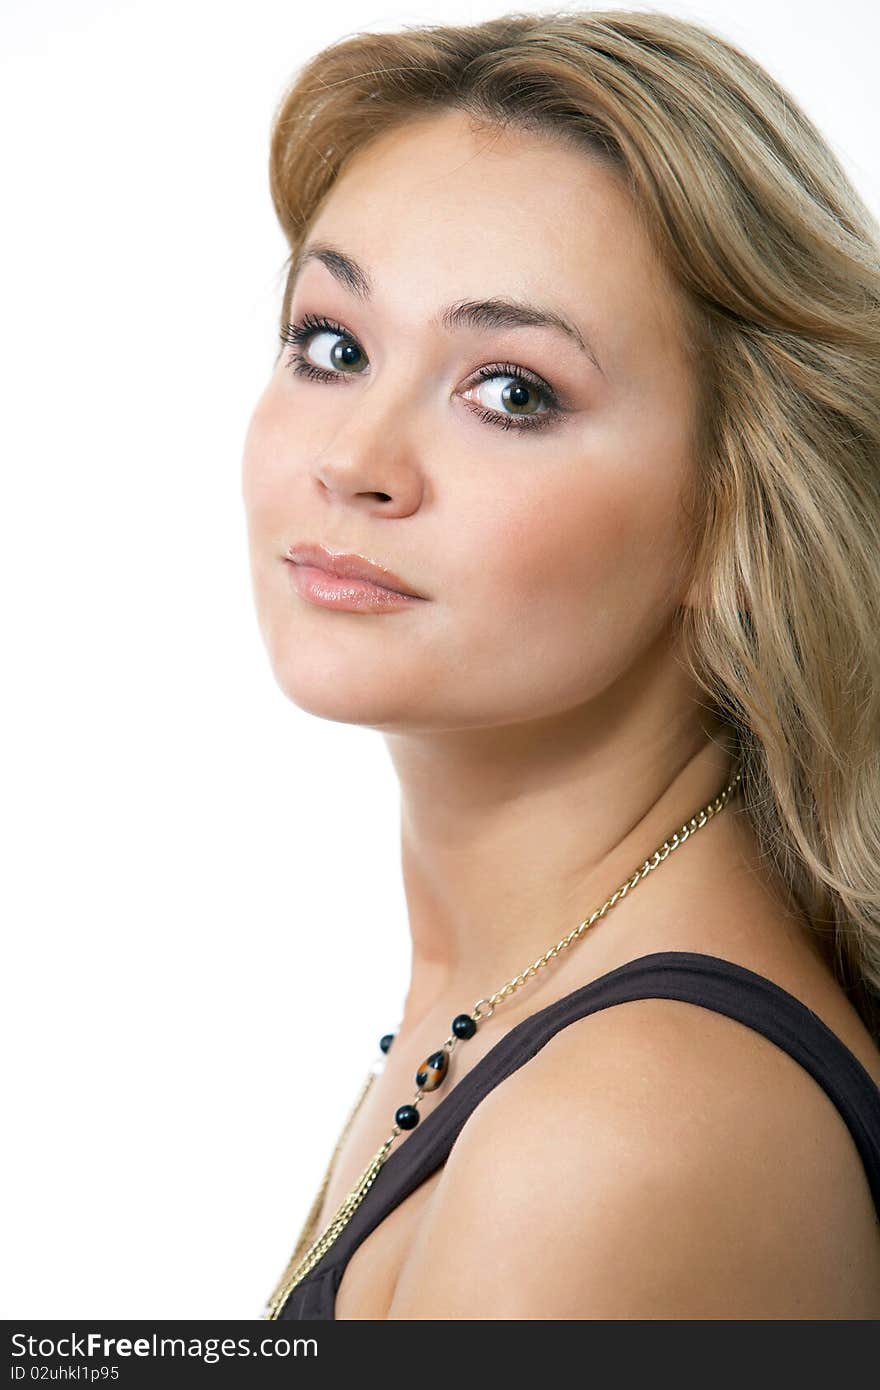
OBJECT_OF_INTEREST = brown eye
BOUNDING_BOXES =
[279,314,367,379]
[301,328,366,375]
[465,370,553,419]
[278,318,565,433]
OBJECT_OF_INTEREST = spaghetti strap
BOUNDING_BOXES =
[275,949,880,1320]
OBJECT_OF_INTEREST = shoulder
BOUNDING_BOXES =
[387,994,880,1319]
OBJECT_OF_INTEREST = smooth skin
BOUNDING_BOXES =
[242,109,880,1318]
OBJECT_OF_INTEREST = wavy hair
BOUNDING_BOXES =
[265,9,880,1043]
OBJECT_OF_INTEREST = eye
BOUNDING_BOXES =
[278,316,565,434]
[460,362,560,432]
[280,313,366,379]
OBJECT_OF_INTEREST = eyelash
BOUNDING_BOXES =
[278,313,564,434]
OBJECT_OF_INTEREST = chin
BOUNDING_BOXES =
[267,650,423,729]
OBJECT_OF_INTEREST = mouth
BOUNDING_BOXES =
[285,542,428,599]
[284,541,429,612]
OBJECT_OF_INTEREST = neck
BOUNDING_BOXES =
[384,666,739,1028]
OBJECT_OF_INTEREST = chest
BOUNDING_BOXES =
[330,1166,443,1318]
[297,1005,522,1317]
[307,1081,447,1319]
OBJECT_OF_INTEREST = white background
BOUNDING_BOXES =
[2,0,877,1318]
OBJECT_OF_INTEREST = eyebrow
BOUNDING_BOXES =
[289,241,603,373]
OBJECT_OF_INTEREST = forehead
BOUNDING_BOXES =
[300,109,693,382]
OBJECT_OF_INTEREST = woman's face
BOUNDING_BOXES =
[242,108,702,731]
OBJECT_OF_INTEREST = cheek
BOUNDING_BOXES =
[240,385,292,532]
[453,438,691,696]
[240,385,309,666]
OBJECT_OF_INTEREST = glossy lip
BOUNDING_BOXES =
[285,563,421,612]
[285,542,428,599]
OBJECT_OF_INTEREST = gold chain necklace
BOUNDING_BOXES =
[263,762,743,1319]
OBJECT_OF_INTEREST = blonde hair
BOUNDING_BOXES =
[266,9,880,1043]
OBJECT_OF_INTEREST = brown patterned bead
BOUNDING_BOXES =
[415,1049,449,1091]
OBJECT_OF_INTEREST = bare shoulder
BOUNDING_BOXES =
[387,992,880,1320]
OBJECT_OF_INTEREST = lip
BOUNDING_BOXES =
[284,541,428,611]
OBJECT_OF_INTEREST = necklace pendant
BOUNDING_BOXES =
[415,1048,449,1091]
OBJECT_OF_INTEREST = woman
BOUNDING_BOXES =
[242,10,880,1319]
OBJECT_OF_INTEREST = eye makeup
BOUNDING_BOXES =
[278,314,568,435]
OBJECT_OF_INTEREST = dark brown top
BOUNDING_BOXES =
[275,950,880,1320]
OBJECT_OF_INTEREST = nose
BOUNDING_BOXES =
[309,389,426,518]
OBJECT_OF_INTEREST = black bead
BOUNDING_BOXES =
[379,1033,395,1054]
[395,1104,420,1130]
[452,1013,477,1039]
